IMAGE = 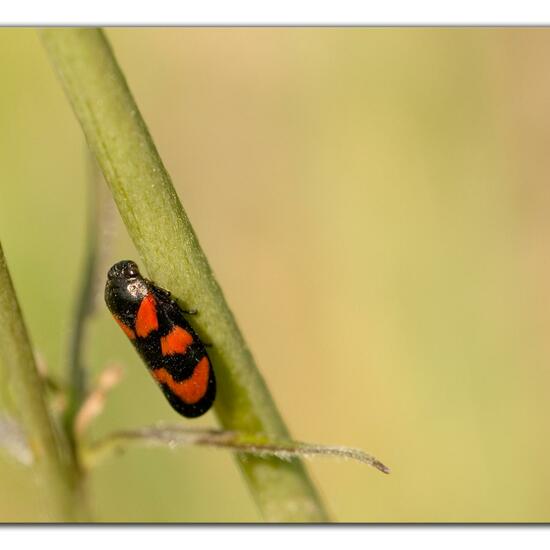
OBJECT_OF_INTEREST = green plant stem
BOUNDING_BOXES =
[41,27,329,522]
[0,243,88,521]
[65,152,100,439]
[85,425,391,474]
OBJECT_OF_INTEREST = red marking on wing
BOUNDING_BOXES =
[135,294,159,338]
[152,356,210,404]
[160,326,194,356]
[114,316,136,340]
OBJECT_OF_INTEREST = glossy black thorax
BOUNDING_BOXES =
[105,260,149,323]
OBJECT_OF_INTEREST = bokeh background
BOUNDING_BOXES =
[1,28,550,522]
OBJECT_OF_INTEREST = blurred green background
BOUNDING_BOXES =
[1,27,550,522]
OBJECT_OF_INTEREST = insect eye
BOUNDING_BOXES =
[108,260,140,280]
[124,262,139,278]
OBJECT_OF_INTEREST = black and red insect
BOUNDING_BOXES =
[104,260,216,418]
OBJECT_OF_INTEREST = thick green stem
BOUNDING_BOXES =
[41,27,328,522]
[0,243,88,521]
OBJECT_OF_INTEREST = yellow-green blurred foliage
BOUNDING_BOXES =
[1,28,550,522]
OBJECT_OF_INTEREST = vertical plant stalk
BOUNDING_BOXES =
[64,153,97,435]
[41,28,329,522]
[65,151,111,442]
[0,243,87,521]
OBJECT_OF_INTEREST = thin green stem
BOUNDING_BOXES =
[84,425,391,475]
[65,152,100,436]
[0,242,88,521]
[65,150,113,448]
[41,27,329,522]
